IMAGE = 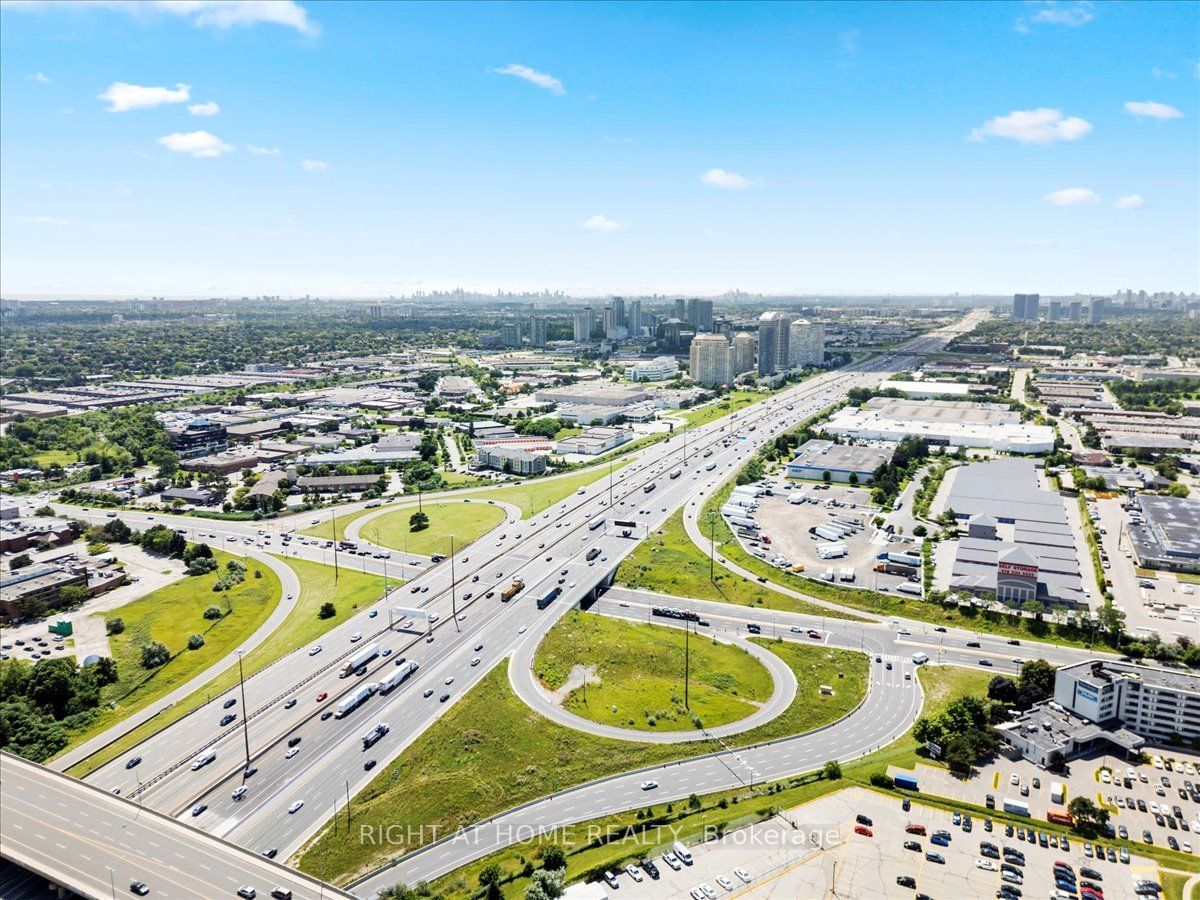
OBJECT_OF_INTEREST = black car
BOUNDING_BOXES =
[223,697,237,709]
[966,640,981,647]
[897,876,916,888]
[1007,639,1021,645]
[125,756,142,769]
[903,840,922,851]
[287,736,302,748]
[321,711,333,720]
[220,713,236,726]
[902,798,911,811]
[131,883,150,896]
[394,656,408,666]
[934,626,947,632]
[244,767,258,778]
[440,693,450,702]
[364,760,377,771]
[284,699,297,709]
[856,814,873,827]
[262,848,278,859]
[641,859,660,879]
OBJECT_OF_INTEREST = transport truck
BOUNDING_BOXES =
[730,517,758,531]
[335,683,377,719]
[888,551,922,568]
[1003,798,1030,816]
[376,660,418,694]
[838,567,855,582]
[816,542,847,559]
[585,547,602,562]
[895,582,922,596]
[340,643,380,678]
[721,504,749,518]
[587,516,606,531]
[361,722,389,750]
[501,579,524,601]
[813,524,844,542]
[643,482,657,494]
[875,561,918,577]
[669,469,682,480]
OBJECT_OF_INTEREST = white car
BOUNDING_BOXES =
[350,632,362,643]
[662,851,681,870]
[641,780,658,790]
[1010,773,1019,785]
[231,786,247,801]
[625,864,643,883]
[700,885,718,900]
[518,626,527,634]
[288,800,304,814]
[716,876,733,890]
[975,858,997,871]
[308,645,322,656]
[734,868,751,883]
[285,747,299,759]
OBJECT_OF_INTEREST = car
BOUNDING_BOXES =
[641,859,660,879]
[716,875,734,890]
[423,688,435,698]
[1144,830,1154,844]
[662,851,681,870]
[734,867,751,883]
[350,632,361,642]
[470,657,481,667]
[410,586,420,594]
[308,645,322,656]
[220,713,236,726]
[903,840,922,851]
[125,755,142,769]
[130,883,150,896]
[518,626,527,634]
[191,804,207,816]
[1011,773,1019,785]
[236,888,256,899]
[602,871,619,888]
[976,858,997,871]
[285,748,299,759]
[625,864,643,883]
[641,779,658,790]
[288,801,304,814]
[980,658,993,667]
[316,691,327,702]
[440,693,450,702]
[223,697,238,709]
[926,852,945,864]
[699,885,718,899]
[854,825,873,837]
[897,876,917,888]
[284,698,297,709]
[1032,777,1041,789]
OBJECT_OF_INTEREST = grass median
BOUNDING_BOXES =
[533,610,773,732]
[616,509,864,621]
[357,500,507,557]
[294,627,868,884]
[65,556,386,776]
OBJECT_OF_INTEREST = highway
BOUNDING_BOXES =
[0,752,352,900]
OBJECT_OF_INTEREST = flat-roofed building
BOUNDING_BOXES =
[783,439,894,483]
[1127,494,1200,573]
[475,446,547,475]
[556,427,633,455]
[1055,659,1200,745]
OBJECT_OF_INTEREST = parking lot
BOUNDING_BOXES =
[895,744,1200,857]
[734,476,918,594]
[591,786,1158,899]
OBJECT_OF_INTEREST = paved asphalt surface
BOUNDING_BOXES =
[8,312,1031,897]
[0,752,352,900]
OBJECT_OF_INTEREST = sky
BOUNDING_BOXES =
[1,0,1197,298]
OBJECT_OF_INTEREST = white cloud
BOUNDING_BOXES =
[1045,187,1100,206]
[1,1,318,36]
[157,130,234,157]
[1115,194,1144,209]
[1017,1,1094,31]
[301,159,328,172]
[188,101,220,116]
[99,81,190,112]
[26,72,52,84]
[838,29,860,55]
[17,215,72,226]
[969,108,1092,144]
[1124,100,1184,120]
[247,144,280,155]
[1151,66,1177,80]
[700,168,753,189]
[602,136,634,144]
[493,64,565,96]
[581,214,620,232]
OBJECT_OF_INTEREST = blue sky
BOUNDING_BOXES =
[1,0,1197,297]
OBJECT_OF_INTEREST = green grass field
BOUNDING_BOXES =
[678,390,766,428]
[64,557,386,776]
[615,509,863,621]
[1160,870,1190,900]
[295,632,867,883]
[534,610,772,731]
[301,508,373,543]
[33,448,77,468]
[356,500,506,557]
[462,462,630,519]
[59,551,280,758]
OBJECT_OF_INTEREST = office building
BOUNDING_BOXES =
[686,298,714,332]
[624,356,677,382]
[556,426,633,456]
[787,319,825,367]
[689,332,733,386]
[731,332,757,377]
[674,298,687,320]
[1088,297,1105,325]
[610,297,626,329]
[757,310,791,375]
[475,445,548,475]
[656,319,695,352]
[529,316,548,348]
[1068,299,1082,322]
[825,397,1055,454]
[573,309,595,343]
[166,417,228,459]
[500,322,523,348]
[1013,293,1041,321]
[1047,299,1062,322]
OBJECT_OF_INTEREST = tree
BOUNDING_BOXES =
[89,657,118,686]
[987,675,1019,705]
[203,605,223,620]
[847,471,859,486]
[1068,796,1109,836]
[1018,659,1056,699]
[822,759,842,780]
[140,641,170,669]
[318,602,337,619]
[1047,750,1066,773]
[9,554,31,570]
[524,868,564,900]
[187,634,205,650]
[1098,601,1126,645]
[478,864,503,900]
[56,585,87,609]
[542,845,566,871]
[106,617,125,635]
[822,470,832,484]
[409,511,429,532]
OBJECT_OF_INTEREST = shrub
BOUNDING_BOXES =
[870,772,894,789]
[187,634,205,650]
[318,601,336,619]
[203,605,223,620]
[140,641,170,669]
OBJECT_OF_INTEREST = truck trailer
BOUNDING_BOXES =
[537,586,562,610]
[340,643,380,678]
[335,683,377,719]
[376,660,418,694]
[1002,798,1030,816]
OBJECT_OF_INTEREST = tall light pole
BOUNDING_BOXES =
[236,649,251,775]
[608,459,614,507]
[684,618,691,709]
[331,508,340,584]
[450,534,460,631]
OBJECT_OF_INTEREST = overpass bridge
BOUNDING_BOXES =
[0,752,352,899]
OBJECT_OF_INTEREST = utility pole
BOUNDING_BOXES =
[236,650,251,774]
[450,534,460,632]
[331,509,339,583]
[345,780,351,827]
[684,618,691,709]
[608,459,614,507]
[708,512,716,582]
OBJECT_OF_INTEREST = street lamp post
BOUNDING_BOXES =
[236,649,251,774]
[331,508,340,584]
[450,534,460,632]
[684,618,691,709]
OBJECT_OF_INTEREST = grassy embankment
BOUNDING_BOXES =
[533,610,772,732]
[65,557,385,776]
[295,630,867,883]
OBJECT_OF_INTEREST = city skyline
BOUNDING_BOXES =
[1,0,1198,297]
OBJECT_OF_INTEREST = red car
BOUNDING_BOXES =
[316,691,328,702]
[905,824,926,835]
[410,585,421,593]
[854,825,873,837]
